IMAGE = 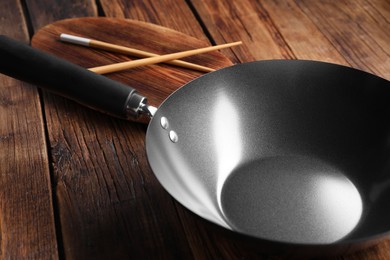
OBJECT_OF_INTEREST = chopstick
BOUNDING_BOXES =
[87,41,242,75]
[60,33,216,73]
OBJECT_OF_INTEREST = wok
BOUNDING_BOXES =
[1,36,390,251]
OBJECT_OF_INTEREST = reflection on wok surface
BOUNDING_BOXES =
[146,60,390,245]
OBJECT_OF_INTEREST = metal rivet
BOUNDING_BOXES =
[169,130,178,143]
[160,117,169,129]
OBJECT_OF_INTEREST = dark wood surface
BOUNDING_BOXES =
[0,0,389,259]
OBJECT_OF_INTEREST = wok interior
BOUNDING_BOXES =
[145,60,390,245]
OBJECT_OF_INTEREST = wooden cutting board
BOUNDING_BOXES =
[31,17,234,110]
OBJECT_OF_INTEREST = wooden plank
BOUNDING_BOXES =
[191,0,390,79]
[99,0,207,40]
[364,0,390,26]
[0,1,58,259]
[0,1,29,42]
[258,0,348,65]
[26,0,97,31]
[296,0,390,80]
[190,0,296,62]
[99,0,241,64]
[24,1,104,258]
[32,17,233,259]
[26,1,207,258]
[43,105,194,259]
[32,18,232,108]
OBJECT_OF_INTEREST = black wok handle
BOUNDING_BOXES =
[0,35,147,119]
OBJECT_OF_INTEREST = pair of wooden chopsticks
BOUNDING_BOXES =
[60,33,242,75]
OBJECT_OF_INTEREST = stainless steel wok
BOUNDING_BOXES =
[1,36,390,250]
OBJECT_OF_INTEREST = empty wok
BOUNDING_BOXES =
[1,36,390,251]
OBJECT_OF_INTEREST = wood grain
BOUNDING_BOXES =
[32,17,233,107]
[31,16,233,260]
[100,0,241,64]
[25,0,97,31]
[99,0,208,40]
[190,0,296,62]
[0,1,58,259]
[259,0,348,65]
[0,0,387,258]
[296,0,390,80]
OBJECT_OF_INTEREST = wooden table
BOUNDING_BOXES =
[0,0,389,258]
